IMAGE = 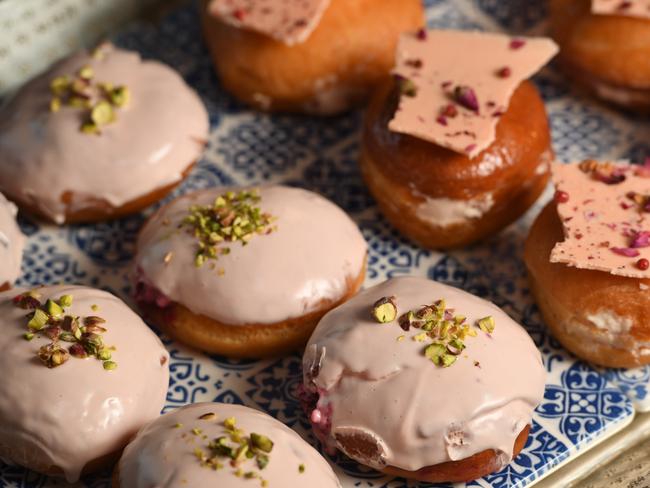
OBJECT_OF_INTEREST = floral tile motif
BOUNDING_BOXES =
[0,0,644,487]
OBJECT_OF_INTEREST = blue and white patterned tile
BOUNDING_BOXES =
[1,1,646,487]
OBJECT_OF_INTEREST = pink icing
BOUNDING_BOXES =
[134,185,367,325]
[118,402,341,487]
[0,44,208,224]
[388,30,558,157]
[592,0,650,19]
[551,161,650,278]
[0,285,169,482]
[0,192,25,286]
[208,0,330,46]
[302,276,545,472]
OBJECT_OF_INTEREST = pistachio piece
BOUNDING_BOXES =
[477,316,495,334]
[110,86,130,107]
[371,296,397,323]
[103,360,117,370]
[78,65,94,80]
[299,464,305,473]
[90,100,114,126]
[199,412,217,421]
[58,294,73,307]
[28,308,49,330]
[250,433,274,453]
[424,343,446,365]
[38,343,69,368]
[45,299,63,318]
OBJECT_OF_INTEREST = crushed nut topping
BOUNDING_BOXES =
[370,297,495,368]
[49,59,130,135]
[13,291,117,370]
[180,189,276,269]
[187,415,275,486]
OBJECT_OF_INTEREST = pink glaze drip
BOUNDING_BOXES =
[0,285,169,482]
[592,0,650,18]
[0,44,208,224]
[208,0,330,45]
[0,192,25,286]
[551,161,650,278]
[388,30,558,157]
[118,402,341,487]
[302,276,545,472]
[134,185,367,325]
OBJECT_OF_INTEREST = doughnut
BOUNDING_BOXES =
[134,186,367,358]
[301,276,545,483]
[550,0,650,111]
[0,192,25,290]
[200,0,424,115]
[0,43,208,224]
[113,402,341,487]
[525,160,650,368]
[0,285,170,481]
[360,30,557,249]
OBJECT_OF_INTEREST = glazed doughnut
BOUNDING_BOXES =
[113,402,341,487]
[302,276,545,483]
[525,161,650,368]
[0,43,208,224]
[0,192,25,290]
[360,30,556,249]
[201,0,424,115]
[550,0,650,111]
[134,185,367,358]
[0,285,169,481]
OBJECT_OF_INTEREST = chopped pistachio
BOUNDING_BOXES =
[38,343,69,368]
[81,121,100,134]
[110,85,130,107]
[24,332,34,341]
[50,76,70,96]
[58,294,73,307]
[90,100,114,126]
[424,343,446,364]
[199,412,217,421]
[413,332,428,342]
[174,423,183,429]
[181,189,275,269]
[50,97,61,113]
[28,308,49,330]
[98,348,112,360]
[371,296,397,323]
[103,360,117,371]
[299,464,305,473]
[45,299,63,318]
[477,316,495,334]
[224,417,237,430]
[91,304,99,312]
[250,433,274,453]
[78,65,94,80]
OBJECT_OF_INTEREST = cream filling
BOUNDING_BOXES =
[586,310,633,336]
[415,193,494,228]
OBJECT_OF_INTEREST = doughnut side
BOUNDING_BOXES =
[200,0,425,114]
[525,202,650,367]
[135,257,366,358]
[550,0,650,110]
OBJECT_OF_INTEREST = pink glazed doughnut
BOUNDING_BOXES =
[0,285,169,481]
[302,276,545,483]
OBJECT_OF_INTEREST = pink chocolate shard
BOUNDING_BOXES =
[592,0,650,19]
[388,30,558,158]
[551,161,650,278]
[208,0,330,45]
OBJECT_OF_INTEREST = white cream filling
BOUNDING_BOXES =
[586,310,633,336]
[415,193,494,228]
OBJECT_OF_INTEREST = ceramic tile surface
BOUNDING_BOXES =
[1,0,647,487]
